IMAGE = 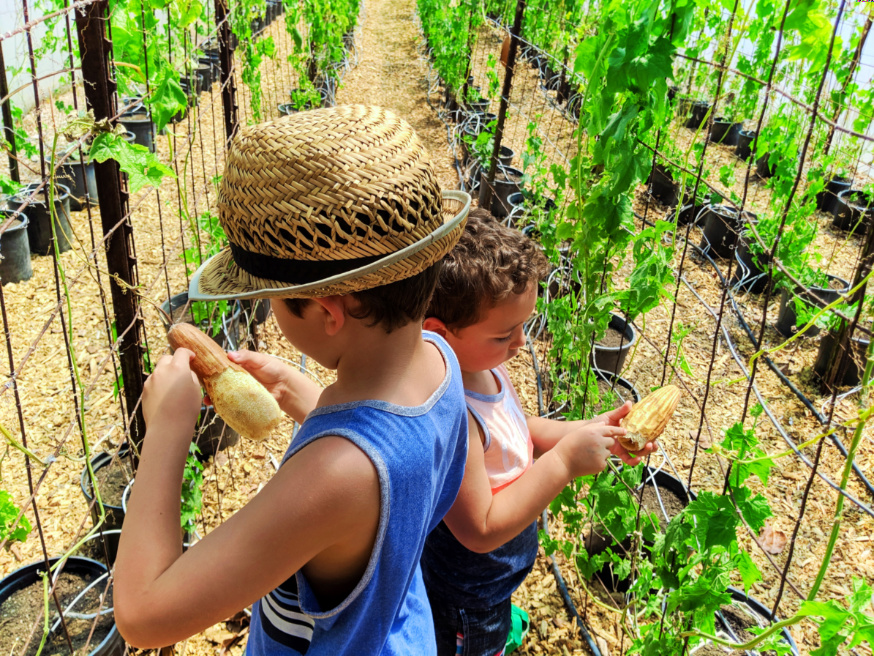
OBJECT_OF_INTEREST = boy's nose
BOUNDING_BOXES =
[509,326,526,350]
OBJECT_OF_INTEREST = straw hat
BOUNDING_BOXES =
[189,105,470,301]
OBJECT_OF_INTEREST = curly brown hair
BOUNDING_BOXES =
[427,208,549,329]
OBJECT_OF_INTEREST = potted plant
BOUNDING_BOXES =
[0,556,124,655]
[814,322,871,388]
[832,188,874,233]
[815,171,853,215]
[0,208,33,284]
[699,204,751,260]
[591,313,638,376]
[8,182,74,256]
[775,272,849,338]
[80,445,134,544]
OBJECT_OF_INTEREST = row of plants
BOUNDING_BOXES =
[419,0,874,653]
[0,0,302,647]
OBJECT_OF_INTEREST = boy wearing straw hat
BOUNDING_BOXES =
[420,210,653,655]
[114,105,472,655]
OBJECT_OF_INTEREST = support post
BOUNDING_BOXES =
[74,0,147,449]
[0,43,21,184]
[823,221,874,389]
[215,0,239,146]
[478,0,526,212]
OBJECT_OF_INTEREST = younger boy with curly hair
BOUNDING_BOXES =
[421,209,654,656]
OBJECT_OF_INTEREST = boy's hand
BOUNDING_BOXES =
[215,350,292,406]
[610,437,656,466]
[597,400,632,427]
[555,422,628,478]
[143,348,201,438]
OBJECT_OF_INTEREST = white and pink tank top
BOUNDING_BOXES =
[465,365,534,493]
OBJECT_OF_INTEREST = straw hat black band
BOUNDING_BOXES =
[228,242,383,284]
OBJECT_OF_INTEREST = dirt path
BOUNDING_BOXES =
[336,0,458,190]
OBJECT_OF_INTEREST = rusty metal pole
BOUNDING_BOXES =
[478,0,526,212]
[0,43,21,184]
[215,0,239,146]
[74,0,147,449]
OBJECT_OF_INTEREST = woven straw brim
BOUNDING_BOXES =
[189,190,470,301]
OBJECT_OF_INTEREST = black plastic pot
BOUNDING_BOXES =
[732,238,771,294]
[120,111,156,153]
[585,465,690,592]
[80,447,132,536]
[59,150,98,211]
[196,64,213,92]
[497,145,515,169]
[815,176,852,215]
[775,275,849,338]
[161,291,243,349]
[675,95,694,118]
[0,210,33,285]
[592,313,637,376]
[195,404,240,459]
[638,466,695,524]
[709,118,742,146]
[79,446,132,565]
[735,129,757,161]
[700,204,746,259]
[0,557,124,656]
[198,58,217,85]
[465,97,490,116]
[832,189,874,233]
[11,182,73,255]
[484,166,524,219]
[648,164,677,205]
[718,588,800,656]
[673,198,703,225]
[685,100,711,130]
[756,152,775,179]
[814,328,871,387]
[594,369,640,404]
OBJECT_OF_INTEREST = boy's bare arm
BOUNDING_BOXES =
[443,413,625,554]
[115,351,378,648]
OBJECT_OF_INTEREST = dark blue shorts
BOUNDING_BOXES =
[430,596,511,656]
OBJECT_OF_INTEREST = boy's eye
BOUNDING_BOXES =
[495,334,513,342]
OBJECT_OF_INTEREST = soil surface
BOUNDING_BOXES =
[598,326,629,349]
[91,455,134,509]
[637,480,687,523]
[0,569,114,655]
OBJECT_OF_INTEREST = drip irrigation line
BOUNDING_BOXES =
[633,209,874,503]
[676,259,874,519]
[541,510,603,656]
[694,241,874,500]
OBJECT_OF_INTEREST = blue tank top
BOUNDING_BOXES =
[246,333,468,655]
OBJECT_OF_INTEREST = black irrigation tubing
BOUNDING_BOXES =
[527,333,602,656]
[631,207,874,511]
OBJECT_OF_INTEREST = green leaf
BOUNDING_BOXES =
[686,491,739,551]
[90,132,175,193]
[735,549,762,594]
[0,490,31,544]
[147,67,187,133]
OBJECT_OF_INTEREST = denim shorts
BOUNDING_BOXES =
[430,596,511,656]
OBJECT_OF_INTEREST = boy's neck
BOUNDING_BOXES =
[460,369,501,396]
[322,322,443,408]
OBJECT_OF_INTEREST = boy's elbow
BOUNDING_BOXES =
[115,595,173,649]
[454,525,502,554]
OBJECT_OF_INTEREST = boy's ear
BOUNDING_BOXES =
[423,316,448,338]
[311,296,347,336]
